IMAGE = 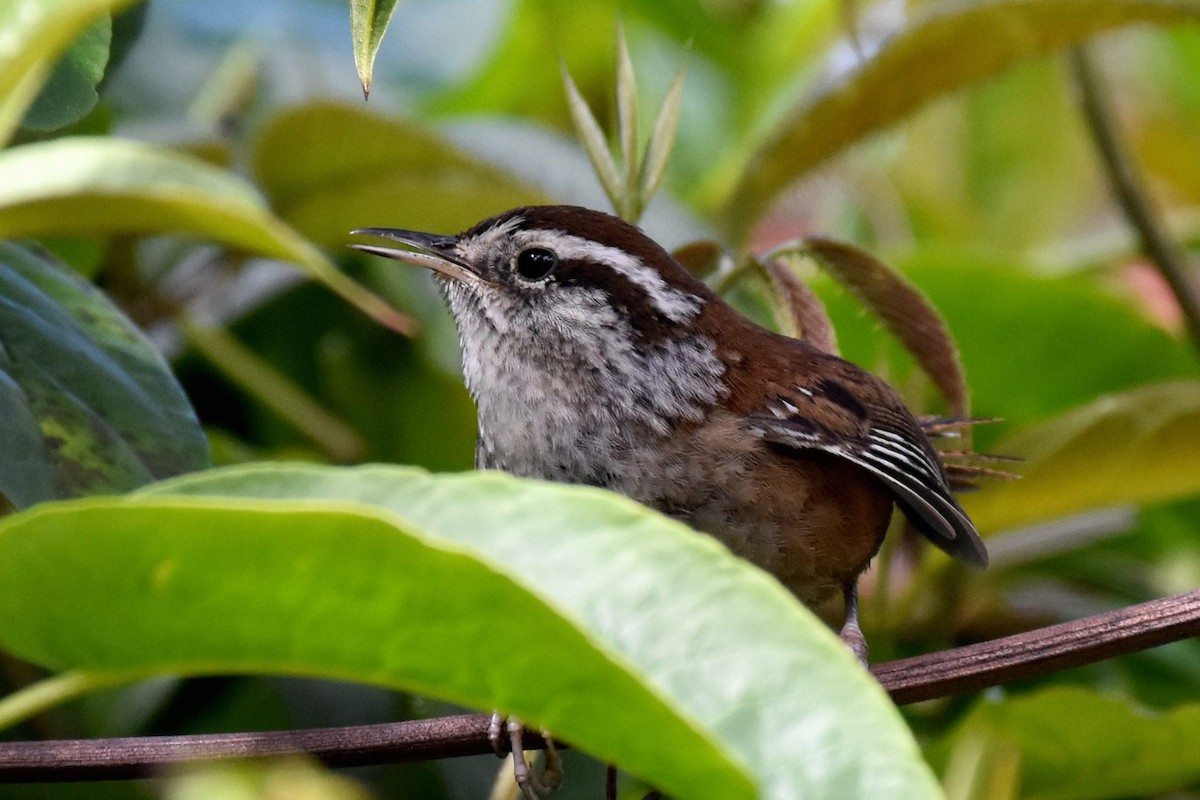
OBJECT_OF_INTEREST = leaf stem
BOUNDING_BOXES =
[179,316,367,462]
[0,671,120,733]
[1071,45,1200,357]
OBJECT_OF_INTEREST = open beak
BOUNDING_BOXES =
[349,228,488,286]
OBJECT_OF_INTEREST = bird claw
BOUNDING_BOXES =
[489,714,562,799]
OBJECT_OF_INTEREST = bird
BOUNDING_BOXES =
[351,204,987,795]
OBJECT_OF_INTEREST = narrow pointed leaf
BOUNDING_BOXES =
[789,237,967,415]
[0,243,208,508]
[963,380,1200,532]
[349,0,400,98]
[616,25,640,219]
[0,464,942,800]
[0,136,414,334]
[724,0,1200,236]
[561,64,624,212]
[639,67,686,206]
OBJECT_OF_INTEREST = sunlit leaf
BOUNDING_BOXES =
[724,0,1200,236]
[963,381,1200,532]
[0,136,413,334]
[253,101,549,245]
[0,243,208,508]
[349,0,400,98]
[932,686,1200,800]
[0,464,943,800]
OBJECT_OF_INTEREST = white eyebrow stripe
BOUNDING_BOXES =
[520,229,703,322]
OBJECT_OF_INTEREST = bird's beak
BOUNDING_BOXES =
[349,228,488,286]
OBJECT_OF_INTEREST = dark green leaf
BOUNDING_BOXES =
[0,243,209,507]
[21,18,111,132]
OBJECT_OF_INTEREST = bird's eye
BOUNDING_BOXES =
[515,247,558,282]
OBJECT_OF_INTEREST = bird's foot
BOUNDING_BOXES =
[838,616,869,667]
[840,581,869,667]
[489,713,562,799]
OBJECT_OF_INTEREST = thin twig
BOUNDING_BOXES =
[1071,45,1200,356]
[2,590,1198,783]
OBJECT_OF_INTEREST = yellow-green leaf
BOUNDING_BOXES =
[252,101,549,246]
[963,381,1200,532]
[0,136,413,333]
[723,0,1200,237]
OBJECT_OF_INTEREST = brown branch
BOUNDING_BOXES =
[3,590,1198,783]
[1070,45,1200,356]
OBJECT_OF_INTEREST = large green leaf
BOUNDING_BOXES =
[0,0,140,145]
[932,686,1200,799]
[722,0,1200,236]
[0,243,208,508]
[0,136,413,333]
[962,381,1200,532]
[253,102,550,247]
[0,464,942,800]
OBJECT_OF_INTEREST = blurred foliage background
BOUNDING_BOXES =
[3,0,1200,797]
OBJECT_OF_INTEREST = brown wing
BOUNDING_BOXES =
[741,355,988,568]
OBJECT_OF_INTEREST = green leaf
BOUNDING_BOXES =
[963,380,1200,532]
[0,243,209,508]
[21,17,111,132]
[0,0,140,145]
[639,66,686,205]
[933,686,1200,799]
[723,0,1200,237]
[616,24,640,218]
[0,136,414,334]
[0,464,942,800]
[349,0,400,98]
[561,65,624,213]
[252,101,550,246]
